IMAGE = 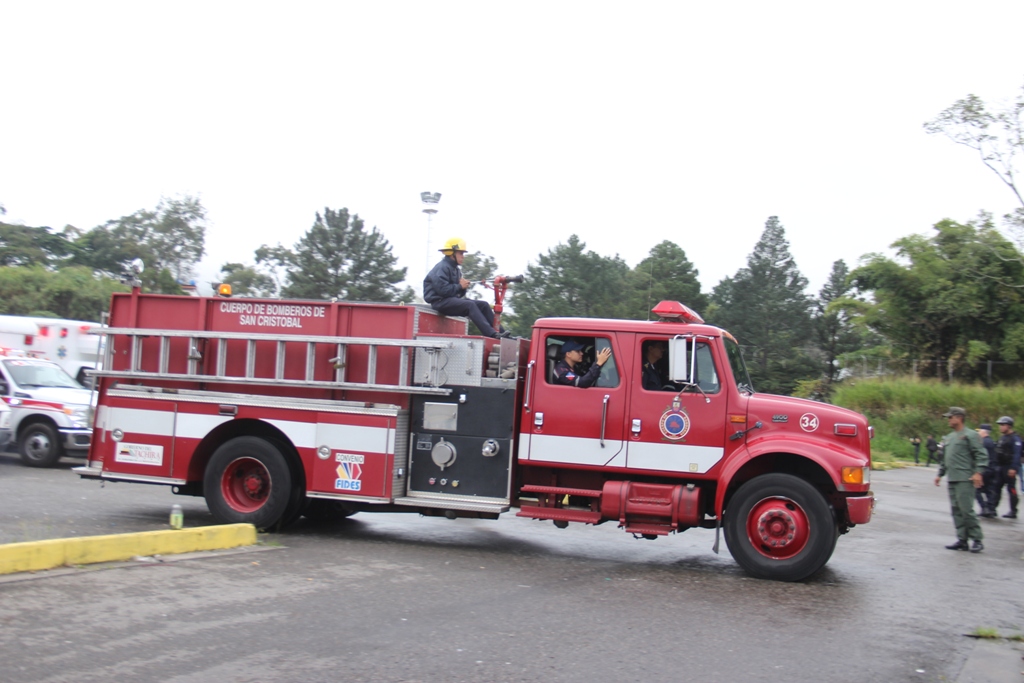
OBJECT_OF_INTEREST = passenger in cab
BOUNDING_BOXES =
[553,340,611,388]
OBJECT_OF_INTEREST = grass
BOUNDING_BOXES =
[831,377,1024,464]
[966,627,1024,641]
[868,450,907,471]
[970,627,1001,639]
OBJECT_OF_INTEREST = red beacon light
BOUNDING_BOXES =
[651,300,704,324]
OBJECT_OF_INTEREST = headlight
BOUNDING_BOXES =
[64,405,93,428]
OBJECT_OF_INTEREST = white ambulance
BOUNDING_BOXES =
[0,349,94,466]
[0,315,102,386]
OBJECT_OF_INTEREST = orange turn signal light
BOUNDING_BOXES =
[842,466,869,485]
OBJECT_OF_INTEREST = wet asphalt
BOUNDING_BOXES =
[1,450,1022,683]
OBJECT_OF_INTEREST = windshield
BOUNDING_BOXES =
[723,337,754,393]
[2,359,82,389]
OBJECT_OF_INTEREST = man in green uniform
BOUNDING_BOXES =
[934,407,988,552]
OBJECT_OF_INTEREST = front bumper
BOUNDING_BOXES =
[0,428,10,448]
[58,427,92,452]
[846,493,875,525]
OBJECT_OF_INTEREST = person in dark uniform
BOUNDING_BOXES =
[993,416,1021,519]
[423,237,509,339]
[934,407,987,552]
[975,424,998,518]
[925,435,939,466]
[553,340,611,388]
[909,436,922,464]
[641,340,669,391]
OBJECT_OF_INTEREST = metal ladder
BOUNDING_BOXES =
[90,327,454,395]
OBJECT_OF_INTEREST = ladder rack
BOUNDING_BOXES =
[91,327,455,395]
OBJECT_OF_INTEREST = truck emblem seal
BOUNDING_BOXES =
[659,397,691,441]
[799,413,819,432]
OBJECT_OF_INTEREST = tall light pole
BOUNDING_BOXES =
[421,191,441,280]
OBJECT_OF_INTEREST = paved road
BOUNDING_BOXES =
[1,452,1023,682]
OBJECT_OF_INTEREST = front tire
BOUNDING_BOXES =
[204,437,295,530]
[19,422,64,468]
[724,473,837,582]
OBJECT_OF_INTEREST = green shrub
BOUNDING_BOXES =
[832,378,1023,462]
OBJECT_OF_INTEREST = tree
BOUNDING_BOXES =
[72,195,206,293]
[269,207,408,302]
[711,216,818,395]
[625,241,707,319]
[0,266,126,319]
[506,235,630,335]
[810,260,864,398]
[851,216,1024,381]
[925,82,1024,239]
[0,222,77,268]
[458,251,500,301]
[217,263,278,298]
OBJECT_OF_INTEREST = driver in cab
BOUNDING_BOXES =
[642,340,670,391]
[554,340,611,388]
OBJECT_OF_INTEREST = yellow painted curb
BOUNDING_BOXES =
[0,524,258,575]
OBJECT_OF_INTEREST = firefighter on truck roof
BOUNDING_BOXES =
[422,237,511,339]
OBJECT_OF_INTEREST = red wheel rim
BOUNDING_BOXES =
[221,457,272,513]
[745,496,810,560]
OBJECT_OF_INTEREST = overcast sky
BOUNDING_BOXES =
[2,2,1023,302]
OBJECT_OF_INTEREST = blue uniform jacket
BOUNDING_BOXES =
[983,435,998,469]
[553,359,603,388]
[996,432,1023,472]
[423,257,465,305]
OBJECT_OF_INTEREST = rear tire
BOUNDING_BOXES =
[19,422,64,468]
[724,473,837,582]
[204,436,294,530]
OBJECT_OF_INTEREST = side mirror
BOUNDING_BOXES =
[667,338,691,383]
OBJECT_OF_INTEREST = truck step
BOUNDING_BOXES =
[517,506,602,524]
[519,485,603,498]
[623,524,674,536]
[393,496,509,515]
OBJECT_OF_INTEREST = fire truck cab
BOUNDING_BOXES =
[77,290,873,581]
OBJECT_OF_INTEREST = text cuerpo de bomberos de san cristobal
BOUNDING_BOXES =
[219,301,326,329]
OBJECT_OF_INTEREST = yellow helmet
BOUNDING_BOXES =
[439,237,468,254]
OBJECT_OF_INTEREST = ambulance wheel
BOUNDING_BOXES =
[724,473,837,582]
[19,422,64,468]
[302,499,357,522]
[204,437,293,530]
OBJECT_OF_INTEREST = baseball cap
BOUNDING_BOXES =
[942,407,966,417]
[561,340,585,354]
[979,423,992,431]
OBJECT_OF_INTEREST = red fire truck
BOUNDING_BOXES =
[76,286,873,581]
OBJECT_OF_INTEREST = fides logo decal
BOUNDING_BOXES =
[334,452,365,492]
[659,397,691,441]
